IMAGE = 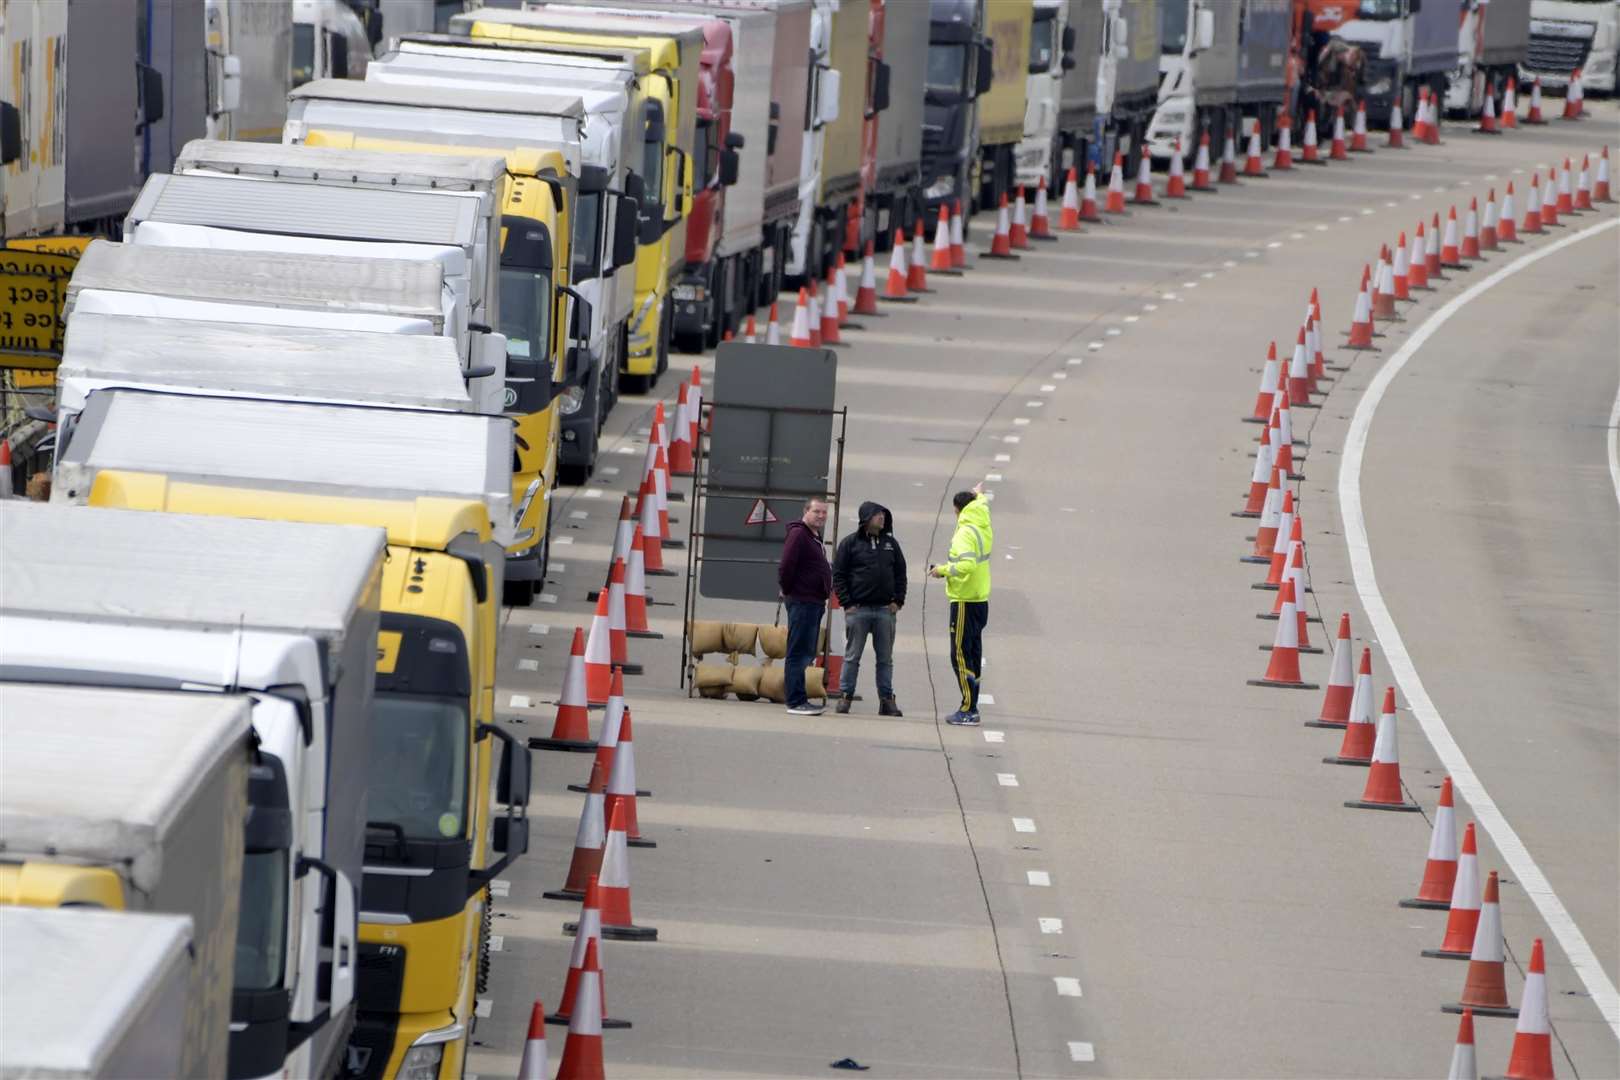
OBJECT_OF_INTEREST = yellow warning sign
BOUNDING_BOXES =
[1,238,88,372]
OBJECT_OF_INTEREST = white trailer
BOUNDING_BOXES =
[0,681,254,1079]
[0,906,197,1080]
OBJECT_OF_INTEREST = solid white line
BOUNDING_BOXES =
[1068,1041,1096,1062]
[1012,817,1037,833]
[1054,976,1082,997]
[1339,216,1620,1040]
[1027,870,1051,887]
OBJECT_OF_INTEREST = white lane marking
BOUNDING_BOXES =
[517,658,539,672]
[601,465,620,476]
[615,445,638,455]
[553,535,573,546]
[509,695,532,709]
[538,592,559,605]
[569,510,589,520]
[490,879,511,897]
[1012,817,1037,833]
[1266,241,1284,249]
[995,453,1013,462]
[1014,417,1032,426]
[1608,379,1620,508]
[1124,315,1140,323]
[1069,1042,1096,1063]
[527,623,550,636]
[1052,371,1068,380]
[1027,870,1051,887]
[1040,384,1057,392]
[1183,281,1198,288]
[1315,224,1329,232]
[475,998,493,1019]
[1054,977,1083,997]
[583,488,604,499]
[1087,340,1106,350]
[489,935,505,952]
[1223,259,1238,267]
[1105,327,1123,337]
[1039,917,1063,934]
[980,693,996,705]
[550,563,566,575]
[983,729,1006,743]
[985,472,1004,482]
[997,772,1019,787]
[1161,292,1178,301]
[1338,217,1620,1039]
[1290,232,1306,240]
[1004,435,1021,444]
[1142,302,1158,311]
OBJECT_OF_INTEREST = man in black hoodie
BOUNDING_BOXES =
[831,501,907,715]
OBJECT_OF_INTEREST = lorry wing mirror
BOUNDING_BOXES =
[871,60,892,113]
[720,148,741,187]
[505,355,550,415]
[137,63,166,128]
[768,101,780,157]
[639,200,665,244]
[1062,25,1076,54]
[492,816,529,858]
[612,195,639,267]
[559,284,592,343]
[725,130,745,150]
[291,859,356,1024]
[645,101,666,145]
[1195,8,1215,52]
[493,732,532,807]
[975,42,996,96]
[329,32,350,80]
[0,103,19,167]
[817,66,841,125]
[472,723,532,889]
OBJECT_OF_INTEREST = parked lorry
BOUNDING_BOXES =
[359,39,645,477]
[873,0,929,245]
[0,677,253,1078]
[205,0,295,141]
[1151,0,1287,161]
[975,0,1036,208]
[923,0,996,215]
[1523,0,1618,92]
[1321,0,1459,126]
[1016,0,1081,189]
[1,500,385,1080]
[0,906,198,1079]
[457,6,701,386]
[62,391,533,1080]
[292,0,374,88]
[1097,0,1162,163]
[1443,0,1530,113]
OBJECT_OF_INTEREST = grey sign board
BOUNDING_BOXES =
[700,342,838,603]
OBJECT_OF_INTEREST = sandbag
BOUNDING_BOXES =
[758,663,784,703]
[689,620,725,658]
[730,664,764,701]
[722,622,759,655]
[698,682,730,699]
[805,665,827,700]
[694,662,736,693]
[757,624,788,659]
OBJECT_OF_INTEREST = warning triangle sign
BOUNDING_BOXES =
[745,498,779,526]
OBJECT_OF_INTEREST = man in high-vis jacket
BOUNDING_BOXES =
[929,482,992,725]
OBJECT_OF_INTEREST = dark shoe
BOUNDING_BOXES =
[835,695,852,714]
[945,710,980,726]
[786,703,824,716]
[878,696,902,717]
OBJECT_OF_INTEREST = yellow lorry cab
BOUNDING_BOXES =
[279,88,589,605]
[71,393,532,1080]
[457,8,701,391]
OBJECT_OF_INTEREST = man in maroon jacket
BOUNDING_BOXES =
[777,497,832,714]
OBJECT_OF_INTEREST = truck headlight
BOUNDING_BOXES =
[559,384,587,416]
[1366,76,1392,96]
[1155,109,1187,128]
[924,174,956,200]
[397,1043,444,1080]
[671,284,704,302]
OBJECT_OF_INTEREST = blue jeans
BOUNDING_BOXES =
[784,600,824,708]
[841,606,895,699]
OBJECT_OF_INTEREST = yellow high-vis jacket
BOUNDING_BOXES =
[941,496,992,602]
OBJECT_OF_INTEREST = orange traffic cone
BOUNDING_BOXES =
[1273,112,1294,169]
[519,1000,551,1077]
[668,382,695,475]
[1105,152,1128,211]
[555,939,607,1080]
[533,628,598,752]
[1444,872,1517,1016]
[1286,324,1313,406]
[930,205,955,270]
[1401,776,1459,909]
[1408,222,1431,288]
[884,228,917,299]
[1449,1009,1477,1080]
[1441,206,1463,265]
[0,438,12,499]
[1245,340,1281,423]
[1240,426,1274,516]
[1059,166,1083,230]
[1081,163,1104,218]
[544,755,607,902]
[907,226,931,291]
[1245,465,1283,562]
[788,286,813,347]
[622,526,659,639]
[1426,212,1448,277]
[581,590,614,706]
[1247,580,1318,690]
[1029,176,1056,239]
[985,195,1017,257]
[820,267,841,344]
[547,875,631,1029]
[1556,157,1576,214]
[636,475,670,576]
[1542,166,1561,226]
[1324,649,1377,762]
[1300,110,1324,163]
[568,801,657,940]
[854,241,881,315]
[1502,940,1555,1077]
[823,592,846,693]
[1344,689,1420,809]
[1260,490,1297,586]
[1425,822,1482,958]
[1575,155,1593,211]
[1262,543,1320,653]
[567,666,651,805]
[805,281,822,347]
[1219,130,1240,183]
[765,300,782,344]
[1461,199,1483,259]
[1330,106,1349,160]
[1502,77,1518,127]
[605,558,642,676]
[1346,265,1376,349]
[1595,146,1613,202]
[1352,99,1373,151]
[1525,77,1545,123]
[1563,67,1585,119]
[1392,233,1412,299]
[1009,185,1030,248]
[1481,190,1500,250]
[1475,85,1500,134]
[950,198,968,265]
[1165,139,1188,197]
[1499,184,1520,241]
[1522,173,1545,234]
[1307,614,1356,728]
[1191,132,1217,190]
[1133,145,1159,204]
[1387,98,1406,147]
[604,706,652,847]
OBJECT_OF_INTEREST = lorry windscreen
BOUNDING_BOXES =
[643,107,666,205]
[1160,1,1188,53]
[500,267,554,361]
[1029,11,1056,73]
[693,119,713,188]
[292,24,318,88]
[1357,0,1403,19]
[369,694,470,842]
[927,44,969,95]
[235,850,289,991]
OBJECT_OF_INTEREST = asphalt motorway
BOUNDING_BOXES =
[470,105,1620,1079]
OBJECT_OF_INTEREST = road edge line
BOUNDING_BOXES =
[1337,215,1620,1039]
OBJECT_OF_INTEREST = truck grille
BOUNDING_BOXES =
[1525,32,1592,73]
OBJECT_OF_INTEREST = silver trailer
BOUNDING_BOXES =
[1115,0,1162,125]
[876,0,929,238]
[0,907,196,1080]
[1236,0,1291,107]
[1060,0,1103,141]
[54,313,474,421]
[0,682,253,1079]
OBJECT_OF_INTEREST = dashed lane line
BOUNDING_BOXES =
[1012,817,1037,833]
[1038,918,1063,934]
[1338,215,1620,1040]
[1054,977,1082,997]
[1026,870,1051,887]
[1068,1042,1096,1063]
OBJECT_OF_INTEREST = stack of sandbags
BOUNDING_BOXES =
[688,619,825,703]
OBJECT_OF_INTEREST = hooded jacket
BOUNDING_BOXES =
[941,495,992,602]
[832,501,908,608]
[777,518,832,603]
